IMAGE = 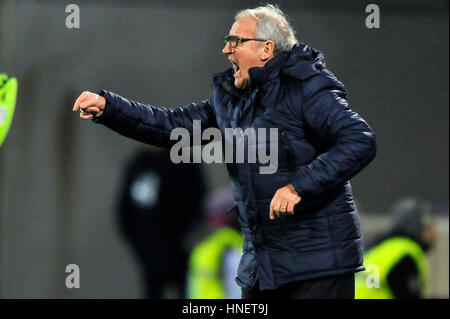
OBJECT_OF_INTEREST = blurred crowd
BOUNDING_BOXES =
[118,147,442,299]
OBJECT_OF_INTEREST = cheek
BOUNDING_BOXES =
[237,53,259,76]
[239,60,251,76]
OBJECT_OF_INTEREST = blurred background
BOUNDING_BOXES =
[0,0,448,298]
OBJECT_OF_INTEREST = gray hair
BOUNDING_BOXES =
[235,4,298,55]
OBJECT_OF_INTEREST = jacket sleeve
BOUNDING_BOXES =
[289,79,377,199]
[93,90,216,148]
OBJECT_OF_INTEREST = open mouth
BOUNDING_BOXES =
[231,61,240,75]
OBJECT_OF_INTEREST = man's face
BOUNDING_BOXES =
[222,17,267,89]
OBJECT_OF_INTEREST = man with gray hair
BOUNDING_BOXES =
[73,4,376,298]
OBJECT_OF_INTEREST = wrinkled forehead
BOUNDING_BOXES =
[228,17,257,37]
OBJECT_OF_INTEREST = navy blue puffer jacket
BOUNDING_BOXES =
[94,43,376,291]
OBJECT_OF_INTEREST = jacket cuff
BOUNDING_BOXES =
[92,90,113,124]
[289,174,305,198]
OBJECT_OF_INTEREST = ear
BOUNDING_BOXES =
[260,40,275,61]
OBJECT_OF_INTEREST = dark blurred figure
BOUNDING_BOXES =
[187,188,243,299]
[355,197,437,299]
[118,147,205,298]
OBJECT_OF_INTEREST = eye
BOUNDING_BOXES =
[224,36,240,48]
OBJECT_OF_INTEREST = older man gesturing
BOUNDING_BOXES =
[73,4,376,299]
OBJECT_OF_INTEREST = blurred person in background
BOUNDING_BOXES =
[355,197,437,299]
[0,73,18,147]
[187,188,243,299]
[117,147,205,298]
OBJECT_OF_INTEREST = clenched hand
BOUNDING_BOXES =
[73,91,106,120]
[269,184,301,220]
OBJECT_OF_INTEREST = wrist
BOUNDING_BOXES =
[93,92,107,118]
[287,183,300,196]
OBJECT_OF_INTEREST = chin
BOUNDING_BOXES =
[234,79,247,89]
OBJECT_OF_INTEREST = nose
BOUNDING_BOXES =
[222,41,232,55]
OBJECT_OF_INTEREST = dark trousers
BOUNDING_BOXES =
[242,273,355,299]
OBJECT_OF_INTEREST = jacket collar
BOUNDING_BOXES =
[212,42,326,97]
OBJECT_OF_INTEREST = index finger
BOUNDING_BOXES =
[73,92,89,111]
